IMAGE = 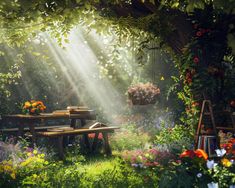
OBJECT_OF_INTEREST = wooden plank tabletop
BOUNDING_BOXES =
[2,111,96,120]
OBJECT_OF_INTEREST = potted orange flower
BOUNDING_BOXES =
[22,100,46,115]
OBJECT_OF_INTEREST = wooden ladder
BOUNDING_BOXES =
[194,100,219,150]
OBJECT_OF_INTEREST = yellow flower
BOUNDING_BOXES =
[44,161,49,165]
[222,158,232,167]
[145,153,150,158]
[33,174,38,178]
[10,172,16,179]
[3,164,13,172]
[40,154,45,158]
[24,101,31,108]
[33,150,38,155]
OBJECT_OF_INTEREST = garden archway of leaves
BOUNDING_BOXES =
[1,0,235,127]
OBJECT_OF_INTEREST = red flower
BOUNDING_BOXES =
[180,150,195,159]
[196,31,202,37]
[88,133,103,140]
[193,57,199,64]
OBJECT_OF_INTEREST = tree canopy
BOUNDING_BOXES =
[1,0,235,53]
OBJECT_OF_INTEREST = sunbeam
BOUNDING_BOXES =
[42,28,128,122]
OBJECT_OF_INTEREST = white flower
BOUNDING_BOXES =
[131,163,139,167]
[215,148,226,157]
[197,173,202,178]
[207,160,217,169]
[207,182,219,188]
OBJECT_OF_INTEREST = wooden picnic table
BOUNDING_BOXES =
[2,110,96,144]
[1,110,118,159]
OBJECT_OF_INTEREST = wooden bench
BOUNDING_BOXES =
[0,125,71,135]
[36,127,119,159]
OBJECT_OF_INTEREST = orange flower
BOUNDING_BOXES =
[32,102,38,107]
[180,150,195,158]
[30,108,36,113]
[195,149,208,160]
[37,101,43,105]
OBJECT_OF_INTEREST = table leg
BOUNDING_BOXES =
[17,120,24,138]
[29,125,36,146]
[70,119,77,128]
[69,119,77,144]
[17,126,24,138]
[81,119,86,127]
[102,132,112,156]
[57,136,64,160]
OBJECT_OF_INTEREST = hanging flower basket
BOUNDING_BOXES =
[127,83,160,105]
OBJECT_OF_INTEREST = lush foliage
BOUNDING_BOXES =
[155,124,194,153]
[110,123,151,151]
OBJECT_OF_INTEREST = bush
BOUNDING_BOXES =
[155,124,194,153]
[110,123,151,151]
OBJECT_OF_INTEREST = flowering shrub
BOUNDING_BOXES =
[158,149,235,187]
[0,147,49,187]
[122,148,175,168]
[22,100,46,115]
[219,131,235,158]
[127,83,160,105]
[0,160,16,181]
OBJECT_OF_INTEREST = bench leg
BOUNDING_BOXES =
[102,132,112,156]
[83,134,91,153]
[91,133,99,153]
[57,136,64,160]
